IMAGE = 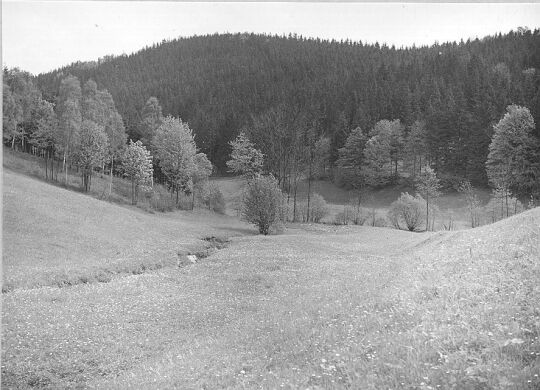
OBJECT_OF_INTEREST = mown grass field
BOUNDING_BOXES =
[2,155,540,389]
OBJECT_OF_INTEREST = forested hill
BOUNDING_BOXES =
[36,30,540,180]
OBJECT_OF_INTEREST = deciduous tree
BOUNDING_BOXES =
[152,116,197,204]
[75,120,108,192]
[242,175,283,235]
[486,105,539,207]
[123,140,153,205]
[226,132,264,177]
[416,166,441,231]
[56,75,82,184]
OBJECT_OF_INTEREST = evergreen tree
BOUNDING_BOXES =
[138,97,163,147]
[336,126,368,191]
[404,120,427,177]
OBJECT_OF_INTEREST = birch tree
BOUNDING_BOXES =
[75,120,108,192]
[56,75,82,184]
[123,140,153,205]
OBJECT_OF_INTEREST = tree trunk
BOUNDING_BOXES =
[45,150,49,180]
[131,179,136,205]
[109,156,114,197]
[306,154,313,223]
[63,150,68,185]
[426,193,430,232]
[505,189,509,218]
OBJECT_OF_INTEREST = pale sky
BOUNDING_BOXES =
[2,1,540,75]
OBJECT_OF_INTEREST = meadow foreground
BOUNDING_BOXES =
[2,171,539,389]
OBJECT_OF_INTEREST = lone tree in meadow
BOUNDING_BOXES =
[243,175,283,235]
[74,120,109,192]
[416,166,441,231]
[123,140,153,205]
[152,116,197,204]
[226,132,264,177]
[486,105,539,210]
[388,192,425,232]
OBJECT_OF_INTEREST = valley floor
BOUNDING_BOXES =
[2,169,539,389]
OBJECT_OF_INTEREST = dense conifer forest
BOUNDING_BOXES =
[34,30,540,184]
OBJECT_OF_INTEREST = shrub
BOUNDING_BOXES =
[387,192,425,231]
[149,192,175,212]
[334,210,350,225]
[309,193,329,223]
[242,175,283,235]
[200,182,226,214]
[175,192,193,211]
[373,216,388,227]
[345,203,369,225]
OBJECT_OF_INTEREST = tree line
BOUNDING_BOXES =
[228,103,538,234]
[3,69,214,207]
[34,29,540,187]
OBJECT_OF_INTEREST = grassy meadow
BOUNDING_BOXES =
[2,150,540,389]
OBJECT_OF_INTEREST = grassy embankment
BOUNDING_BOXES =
[2,160,539,389]
[5,147,491,230]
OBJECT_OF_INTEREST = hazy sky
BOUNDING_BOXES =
[3,1,540,75]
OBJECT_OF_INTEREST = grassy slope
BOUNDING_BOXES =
[3,168,539,389]
[2,168,254,290]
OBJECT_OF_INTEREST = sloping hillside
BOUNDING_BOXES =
[2,169,538,388]
[36,31,540,176]
[2,169,253,290]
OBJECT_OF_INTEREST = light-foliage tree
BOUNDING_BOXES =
[242,175,283,235]
[56,75,82,184]
[458,180,481,228]
[30,100,58,180]
[75,120,109,192]
[152,116,197,204]
[486,104,539,207]
[388,192,425,232]
[123,140,153,205]
[226,132,264,177]
[191,152,213,209]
